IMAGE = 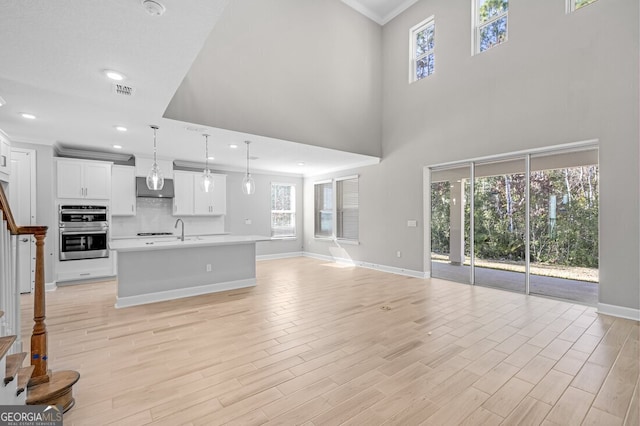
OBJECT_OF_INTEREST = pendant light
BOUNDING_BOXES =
[201,133,214,193]
[242,140,255,195]
[146,125,165,190]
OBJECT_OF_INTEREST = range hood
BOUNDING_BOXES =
[136,177,175,198]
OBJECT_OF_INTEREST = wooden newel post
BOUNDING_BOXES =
[30,228,49,384]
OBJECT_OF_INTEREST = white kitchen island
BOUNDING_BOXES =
[109,235,269,308]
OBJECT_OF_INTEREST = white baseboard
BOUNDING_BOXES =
[355,261,426,279]
[115,278,256,309]
[302,252,427,279]
[45,282,57,292]
[303,252,334,262]
[257,252,304,261]
[597,303,640,321]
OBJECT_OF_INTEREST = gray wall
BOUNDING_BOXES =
[11,142,56,284]
[304,0,639,310]
[165,0,383,157]
[225,170,304,256]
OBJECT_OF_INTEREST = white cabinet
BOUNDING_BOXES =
[0,132,10,182]
[173,171,226,216]
[56,158,112,199]
[173,171,194,216]
[111,165,136,216]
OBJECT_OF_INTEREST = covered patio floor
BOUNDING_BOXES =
[431,261,598,305]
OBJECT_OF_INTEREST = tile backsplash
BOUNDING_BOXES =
[111,197,225,237]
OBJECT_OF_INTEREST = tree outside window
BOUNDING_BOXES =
[569,0,599,12]
[271,183,295,238]
[475,0,508,53]
[410,17,435,82]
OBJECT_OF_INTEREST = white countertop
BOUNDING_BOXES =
[109,235,270,252]
[111,233,229,241]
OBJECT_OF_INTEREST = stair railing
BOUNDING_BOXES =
[0,184,50,382]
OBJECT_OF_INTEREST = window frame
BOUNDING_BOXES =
[313,175,360,243]
[335,175,359,243]
[473,0,509,55]
[270,182,296,239]
[314,180,334,239]
[409,16,436,83]
[566,0,599,13]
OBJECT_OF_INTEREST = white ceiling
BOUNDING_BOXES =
[0,0,380,177]
[341,0,419,25]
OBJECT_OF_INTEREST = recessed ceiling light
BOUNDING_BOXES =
[0,96,6,107]
[229,144,238,149]
[142,0,166,16]
[297,162,305,166]
[113,145,123,149]
[207,156,215,161]
[104,70,126,81]
[20,113,36,120]
[115,126,127,132]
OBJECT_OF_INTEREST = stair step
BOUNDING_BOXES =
[0,335,17,360]
[5,352,27,385]
[27,370,81,412]
[16,365,35,396]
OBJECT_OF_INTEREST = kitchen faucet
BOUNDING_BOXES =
[174,218,185,241]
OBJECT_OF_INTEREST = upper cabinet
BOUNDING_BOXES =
[56,158,112,200]
[0,131,11,182]
[173,170,226,216]
[173,171,195,216]
[111,165,136,216]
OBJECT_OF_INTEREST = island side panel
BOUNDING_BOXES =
[117,243,256,298]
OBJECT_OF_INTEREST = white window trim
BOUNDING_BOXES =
[566,0,598,13]
[473,0,508,55]
[270,182,296,239]
[313,175,360,243]
[314,180,334,239]
[335,175,360,243]
[335,174,359,182]
[409,16,435,83]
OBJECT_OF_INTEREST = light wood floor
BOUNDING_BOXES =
[20,257,639,425]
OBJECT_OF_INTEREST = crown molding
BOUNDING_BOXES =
[55,144,133,162]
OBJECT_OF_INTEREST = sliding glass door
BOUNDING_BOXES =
[528,150,599,304]
[431,166,471,284]
[473,158,526,293]
[428,146,599,304]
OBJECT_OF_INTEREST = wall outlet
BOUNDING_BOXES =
[396,251,401,258]
[206,264,212,272]
[245,219,252,225]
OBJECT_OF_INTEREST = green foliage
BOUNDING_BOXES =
[431,166,599,269]
[479,0,508,23]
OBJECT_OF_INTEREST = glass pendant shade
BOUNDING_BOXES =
[146,163,164,190]
[201,169,214,192]
[201,134,214,192]
[146,125,164,190]
[242,140,255,195]
[242,174,255,195]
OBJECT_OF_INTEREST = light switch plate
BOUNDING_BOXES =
[407,220,417,227]
[245,219,252,225]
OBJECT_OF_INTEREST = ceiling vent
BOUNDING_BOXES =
[113,83,135,97]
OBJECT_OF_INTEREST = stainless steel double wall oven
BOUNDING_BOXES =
[59,205,109,261]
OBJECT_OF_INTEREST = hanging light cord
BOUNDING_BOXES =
[152,125,159,166]
[204,134,210,171]
[245,141,250,176]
